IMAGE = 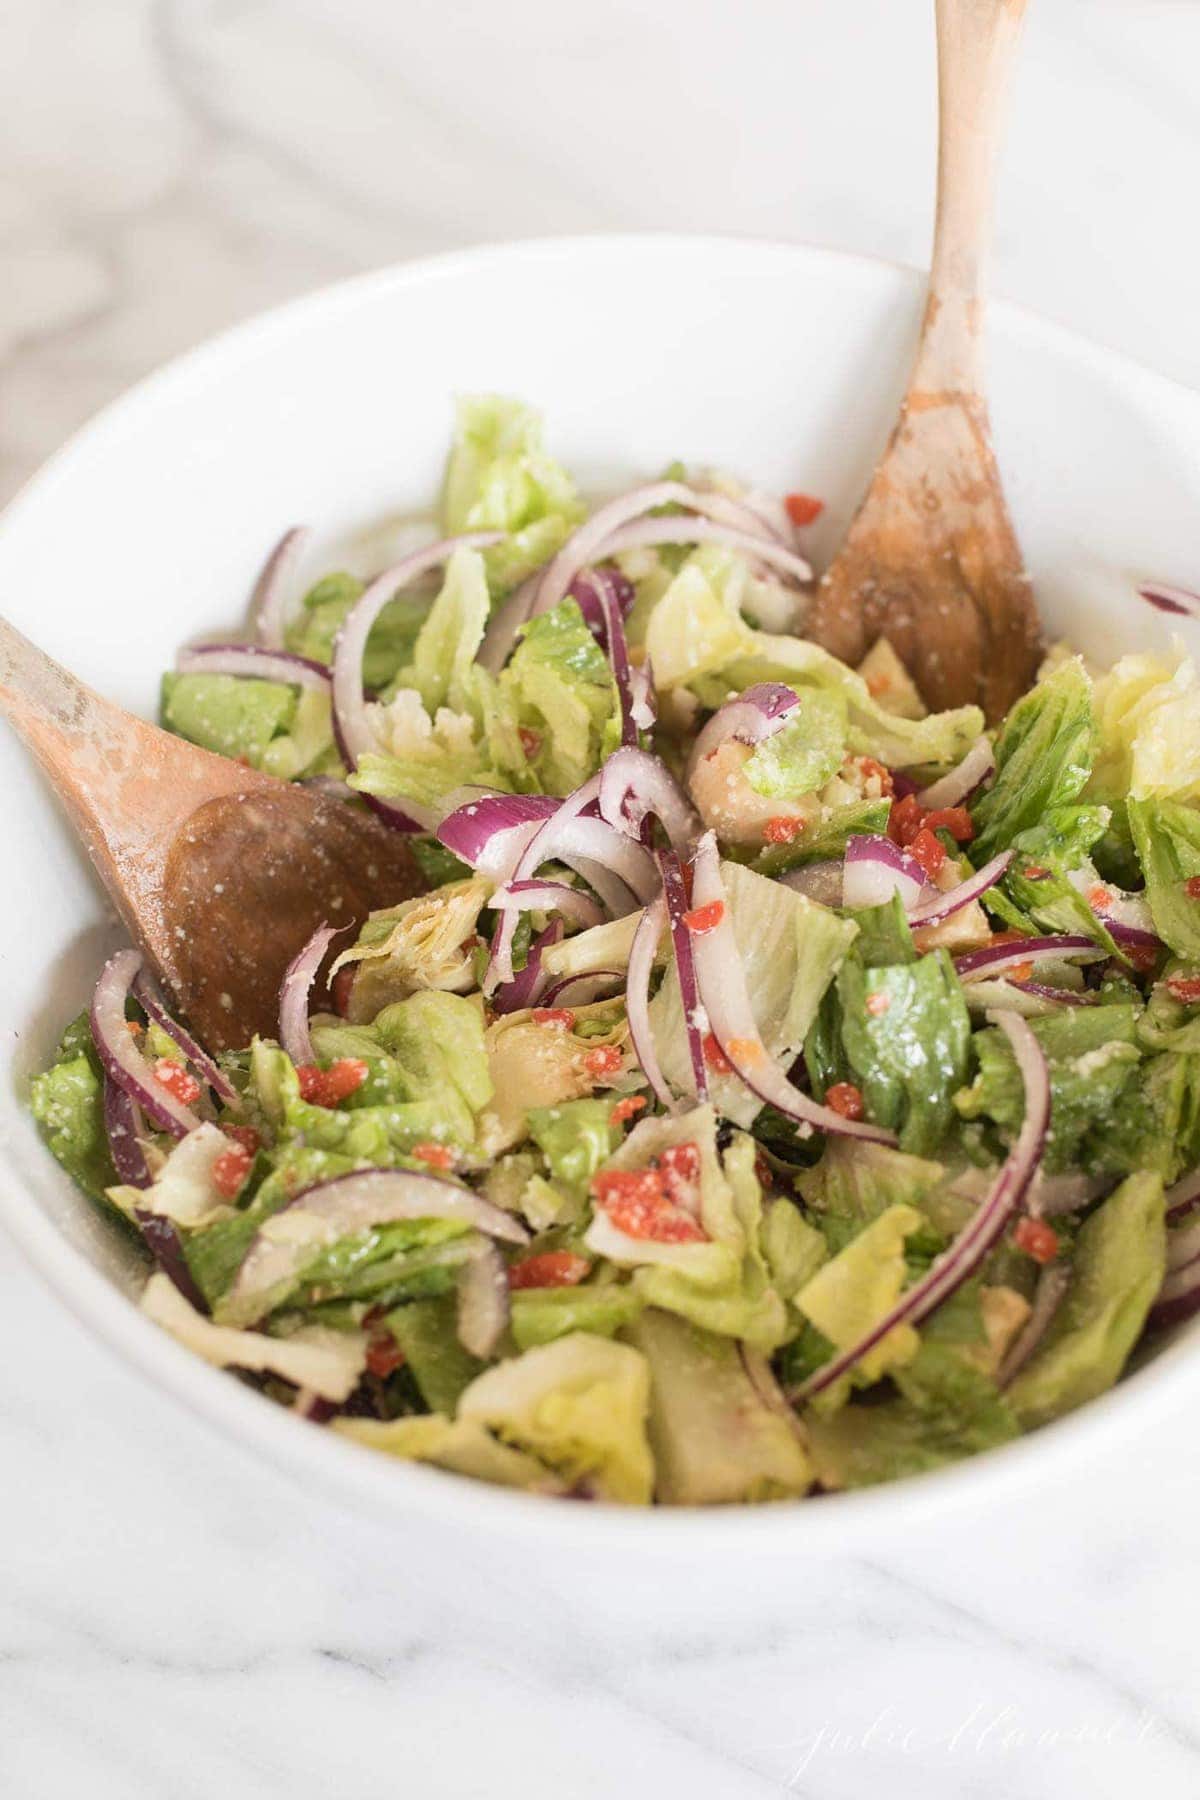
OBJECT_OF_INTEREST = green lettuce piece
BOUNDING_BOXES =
[511,1285,643,1351]
[184,1145,354,1310]
[29,1014,117,1205]
[741,690,847,797]
[499,600,619,794]
[754,797,892,874]
[527,1099,616,1199]
[334,1413,562,1490]
[1007,1172,1166,1428]
[1090,649,1200,805]
[285,572,429,689]
[797,1139,947,1256]
[847,894,918,968]
[161,671,296,768]
[805,1343,1019,1489]
[289,1222,471,1310]
[441,394,584,593]
[456,1331,654,1503]
[954,1005,1142,1173]
[649,859,858,1125]
[1089,1049,1200,1186]
[794,1203,925,1394]
[384,1296,484,1413]
[970,659,1095,860]
[1128,796,1200,961]
[395,546,492,717]
[625,1309,814,1504]
[760,1197,828,1300]
[258,686,338,783]
[838,949,971,1155]
[375,991,493,1120]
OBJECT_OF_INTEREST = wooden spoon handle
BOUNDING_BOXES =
[913,0,1029,396]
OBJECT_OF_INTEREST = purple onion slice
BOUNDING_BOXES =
[624,891,675,1112]
[916,735,995,810]
[1139,582,1200,621]
[250,525,313,649]
[997,1263,1071,1387]
[456,1239,510,1359]
[658,846,708,1102]
[905,851,1015,927]
[175,643,330,692]
[91,950,201,1139]
[793,1010,1050,1401]
[279,923,340,1067]
[953,933,1098,983]
[685,683,801,779]
[132,967,240,1108]
[491,919,564,1016]
[489,880,606,932]
[104,1077,151,1188]
[843,834,930,913]
[598,747,701,852]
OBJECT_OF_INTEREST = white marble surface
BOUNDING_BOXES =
[4,3,1200,1794]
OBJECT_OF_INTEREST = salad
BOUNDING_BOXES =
[29,395,1200,1506]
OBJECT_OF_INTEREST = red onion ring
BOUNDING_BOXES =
[438,793,560,881]
[685,683,800,780]
[135,1210,212,1313]
[175,643,331,692]
[905,851,1015,927]
[997,1263,1071,1387]
[250,525,313,649]
[476,571,542,675]
[794,1011,1050,1401]
[457,1239,510,1358]
[1167,1167,1200,1222]
[687,832,896,1144]
[104,1076,151,1188]
[1009,981,1098,1007]
[91,950,202,1138]
[585,569,642,747]
[953,933,1099,983]
[539,969,624,1008]
[491,919,564,1016]
[131,967,240,1108]
[279,923,341,1067]
[591,516,813,586]
[625,891,675,1112]
[489,880,606,931]
[843,834,930,912]
[916,735,995,810]
[1139,582,1200,621]
[658,847,708,1102]
[598,747,700,853]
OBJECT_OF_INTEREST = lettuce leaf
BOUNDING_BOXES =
[161,671,296,768]
[500,599,619,793]
[1128,796,1200,961]
[970,659,1095,861]
[527,1099,617,1199]
[384,1296,484,1413]
[511,1285,642,1351]
[1007,1172,1166,1427]
[740,690,847,798]
[837,948,971,1155]
[29,1014,117,1205]
[1090,649,1200,805]
[794,1203,925,1396]
[796,1139,947,1256]
[441,394,584,594]
[334,1412,562,1490]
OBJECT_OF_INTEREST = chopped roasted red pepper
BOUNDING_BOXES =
[591,1167,706,1243]
[518,726,542,760]
[657,1141,701,1211]
[508,1250,592,1290]
[365,1332,405,1379]
[532,1007,576,1028]
[223,1124,261,1157]
[331,964,356,1018]
[762,814,806,846]
[582,1044,623,1079]
[866,991,891,1017]
[1167,973,1200,1006]
[154,1058,202,1107]
[702,1032,731,1074]
[212,1143,253,1199]
[909,827,946,880]
[888,793,924,847]
[784,492,824,527]
[1014,1218,1060,1264]
[855,756,895,797]
[826,1081,865,1120]
[296,1058,369,1107]
[682,899,725,935]
[1186,876,1200,900]
[609,1095,648,1128]
[923,805,975,843]
[411,1141,456,1170]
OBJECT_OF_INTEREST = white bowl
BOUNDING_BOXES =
[2,235,1198,1557]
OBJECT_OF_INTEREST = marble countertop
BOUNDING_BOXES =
[4,3,1200,1794]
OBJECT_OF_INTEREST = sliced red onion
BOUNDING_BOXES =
[997,1263,1071,1387]
[331,533,502,799]
[250,525,313,649]
[794,1011,1049,1401]
[533,480,810,619]
[1102,918,1163,952]
[104,1077,151,1188]
[584,569,640,747]
[135,1210,211,1313]
[915,735,995,810]
[1147,1274,1200,1332]
[695,484,796,549]
[548,817,658,901]
[457,1239,510,1358]
[625,891,675,1111]
[780,861,844,907]
[1139,582,1200,621]
[1009,981,1098,1007]
[953,933,1098,983]
[437,793,559,881]
[629,659,657,734]
[1065,870,1162,949]
[905,851,1015,927]
[489,880,606,931]
[598,747,700,852]
[659,847,708,1102]
[570,565,635,635]
[685,683,800,779]
[228,1167,530,1319]
[91,950,201,1139]
[593,516,813,586]
[279,923,340,1067]
[687,832,895,1144]
[476,572,542,675]
[491,919,564,1016]
[176,643,331,692]
[843,835,930,912]
[539,969,624,1008]
[1166,1214,1200,1274]
[1166,1166,1200,1222]
[132,967,240,1108]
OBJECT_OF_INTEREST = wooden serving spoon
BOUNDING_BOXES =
[806,0,1041,723]
[0,617,425,1052]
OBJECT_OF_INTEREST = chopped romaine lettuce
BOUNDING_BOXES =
[161,671,296,768]
[1128,796,1200,961]
[794,1203,925,1396]
[971,658,1095,860]
[837,948,971,1156]
[740,690,847,797]
[335,1413,562,1490]
[441,394,584,593]
[29,1014,116,1205]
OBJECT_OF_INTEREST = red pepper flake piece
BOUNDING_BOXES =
[508,1250,592,1290]
[296,1063,327,1104]
[909,827,946,881]
[866,991,891,1017]
[125,1019,144,1039]
[154,1058,202,1107]
[1186,877,1200,900]
[923,805,975,843]
[412,1141,456,1170]
[532,1007,576,1028]
[702,1032,731,1074]
[518,725,542,760]
[609,1095,648,1128]
[888,793,924,847]
[682,899,725,936]
[1167,973,1200,1006]
[212,1143,253,1199]
[365,1332,405,1379]
[582,1044,623,1080]
[296,1058,369,1107]
[855,756,895,797]
[1023,863,1050,880]
[762,814,807,846]
[591,1167,706,1243]
[726,1035,765,1066]
[1125,943,1160,975]
[1087,884,1114,913]
[784,492,824,527]
[825,1081,865,1120]
[223,1124,261,1157]
[1014,1217,1060,1264]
